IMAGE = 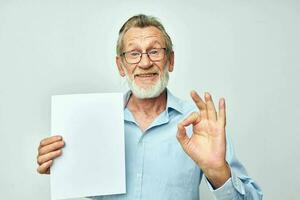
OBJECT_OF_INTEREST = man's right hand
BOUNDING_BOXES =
[36,135,65,174]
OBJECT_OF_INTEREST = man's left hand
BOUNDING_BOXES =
[176,91,231,188]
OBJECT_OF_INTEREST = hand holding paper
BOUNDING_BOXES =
[37,93,126,200]
[37,135,65,174]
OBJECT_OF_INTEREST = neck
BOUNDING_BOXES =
[127,89,167,116]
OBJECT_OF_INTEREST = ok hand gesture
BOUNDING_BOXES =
[177,91,230,188]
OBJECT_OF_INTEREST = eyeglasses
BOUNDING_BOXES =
[121,48,166,64]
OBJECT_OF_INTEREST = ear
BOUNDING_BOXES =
[116,56,126,77]
[167,51,174,72]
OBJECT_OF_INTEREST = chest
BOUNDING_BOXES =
[123,121,201,199]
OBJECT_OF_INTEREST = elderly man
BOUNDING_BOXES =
[37,14,262,199]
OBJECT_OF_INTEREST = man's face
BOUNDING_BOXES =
[116,26,174,99]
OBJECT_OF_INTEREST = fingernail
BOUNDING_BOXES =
[190,91,195,96]
[220,98,225,106]
[205,92,210,98]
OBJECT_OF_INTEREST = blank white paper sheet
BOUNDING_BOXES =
[50,93,126,200]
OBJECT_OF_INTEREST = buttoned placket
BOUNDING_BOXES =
[124,107,145,200]
[134,133,145,200]
[124,105,172,200]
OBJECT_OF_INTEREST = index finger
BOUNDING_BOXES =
[191,90,207,119]
[39,135,63,149]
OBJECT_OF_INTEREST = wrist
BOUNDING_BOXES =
[202,162,231,189]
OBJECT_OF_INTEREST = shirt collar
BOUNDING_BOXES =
[165,89,184,114]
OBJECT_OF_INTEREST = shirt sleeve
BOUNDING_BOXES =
[205,132,263,200]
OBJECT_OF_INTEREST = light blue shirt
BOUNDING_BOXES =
[91,89,262,200]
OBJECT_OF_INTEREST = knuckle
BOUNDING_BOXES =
[38,148,43,155]
[192,112,199,117]
[36,154,40,161]
[40,138,48,146]
[37,165,44,174]
[37,157,43,165]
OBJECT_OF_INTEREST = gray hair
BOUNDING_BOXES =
[116,14,173,57]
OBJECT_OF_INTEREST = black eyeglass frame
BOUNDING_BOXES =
[121,48,167,64]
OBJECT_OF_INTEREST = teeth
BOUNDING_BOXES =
[137,73,157,77]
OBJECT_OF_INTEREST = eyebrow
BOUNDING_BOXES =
[126,41,163,51]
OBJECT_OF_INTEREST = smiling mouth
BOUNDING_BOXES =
[135,73,159,78]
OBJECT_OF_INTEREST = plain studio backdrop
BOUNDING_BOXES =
[0,0,299,199]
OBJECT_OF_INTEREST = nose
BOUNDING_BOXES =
[138,53,152,69]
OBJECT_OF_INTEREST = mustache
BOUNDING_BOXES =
[133,68,160,76]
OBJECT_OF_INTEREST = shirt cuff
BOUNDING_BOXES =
[205,168,245,199]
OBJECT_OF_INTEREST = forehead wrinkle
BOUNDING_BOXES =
[127,34,162,45]
[128,33,161,40]
[123,27,165,49]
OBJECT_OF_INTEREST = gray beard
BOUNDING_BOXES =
[125,66,169,99]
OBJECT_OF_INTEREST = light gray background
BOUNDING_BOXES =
[0,0,299,199]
